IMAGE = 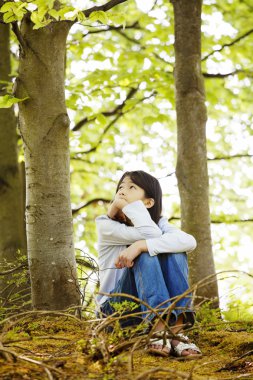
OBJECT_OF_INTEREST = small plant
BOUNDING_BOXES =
[222,299,253,322]
[196,301,221,328]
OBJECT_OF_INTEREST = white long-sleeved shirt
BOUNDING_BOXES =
[96,200,196,305]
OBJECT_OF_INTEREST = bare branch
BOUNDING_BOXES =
[202,28,253,61]
[72,90,156,155]
[81,21,140,35]
[0,264,27,276]
[203,70,240,78]
[11,22,26,50]
[208,154,253,161]
[83,0,129,18]
[0,347,63,379]
[168,216,253,224]
[72,87,137,132]
[72,198,111,215]
[203,69,253,78]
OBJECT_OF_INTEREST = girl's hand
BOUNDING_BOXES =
[107,196,128,219]
[115,240,148,268]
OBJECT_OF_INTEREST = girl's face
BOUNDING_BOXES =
[117,176,153,207]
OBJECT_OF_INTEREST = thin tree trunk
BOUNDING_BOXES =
[15,18,80,310]
[172,0,219,305]
[0,23,26,301]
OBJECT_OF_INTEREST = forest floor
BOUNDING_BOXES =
[0,312,252,380]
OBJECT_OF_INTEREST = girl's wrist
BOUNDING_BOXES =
[134,240,148,253]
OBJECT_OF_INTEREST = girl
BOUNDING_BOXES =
[96,170,201,358]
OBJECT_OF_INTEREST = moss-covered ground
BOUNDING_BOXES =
[0,313,252,379]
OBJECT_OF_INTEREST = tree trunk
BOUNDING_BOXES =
[0,23,26,302]
[15,18,80,310]
[172,0,219,305]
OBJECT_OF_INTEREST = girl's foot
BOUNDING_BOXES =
[146,337,171,357]
[171,334,202,359]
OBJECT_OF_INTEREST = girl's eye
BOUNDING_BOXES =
[130,185,136,189]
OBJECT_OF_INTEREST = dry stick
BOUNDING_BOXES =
[0,341,13,362]
[4,344,41,356]
[221,374,253,380]
[3,337,32,344]
[134,366,190,380]
[128,334,148,375]
[98,290,181,326]
[95,291,166,333]
[96,270,252,368]
[0,347,65,380]
[217,350,253,372]
[128,289,196,374]
[94,291,169,363]
[102,273,225,364]
[0,263,27,276]
[0,309,83,328]
[99,284,195,347]
[96,292,180,371]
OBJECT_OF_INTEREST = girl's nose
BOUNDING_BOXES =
[119,189,125,195]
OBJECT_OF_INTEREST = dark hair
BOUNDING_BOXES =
[116,170,162,224]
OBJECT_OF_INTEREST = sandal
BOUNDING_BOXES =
[146,335,171,357]
[171,333,202,360]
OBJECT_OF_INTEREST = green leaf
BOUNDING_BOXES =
[0,95,29,108]
[0,1,27,22]
[48,8,60,20]
[3,12,16,23]
[31,10,51,29]
[122,99,139,113]
[0,2,15,13]
[82,106,93,114]
[108,12,126,27]
[89,11,109,25]
[77,11,86,23]
[95,113,107,126]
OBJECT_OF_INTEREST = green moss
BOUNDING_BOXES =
[0,316,253,380]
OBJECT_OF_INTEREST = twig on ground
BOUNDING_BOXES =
[0,341,13,362]
[217,350,253,372]
[134,366,190,380]
[0,310,83,329]
[0,347,65,380]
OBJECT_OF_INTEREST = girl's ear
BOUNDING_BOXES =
[144,198,155,209]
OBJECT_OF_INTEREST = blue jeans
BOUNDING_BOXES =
[100,252,195,328]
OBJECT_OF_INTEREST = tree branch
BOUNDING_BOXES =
[202,28,253,61]
[72,198,111,215]
[73,113,122,154]
[208,154,253,161]
[72,90,156,155]
[168,216,253,224]
[113,28,173,66]
[83,0,129,18]
[11,22,27,51]
[0,264,27,276]
[72,87,137,132]
[82,21,140,36]
[203,70,240,78]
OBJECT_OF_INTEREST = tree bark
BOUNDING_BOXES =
[0,23,26,301]
[172,0,219,305]
[15,18,80,310]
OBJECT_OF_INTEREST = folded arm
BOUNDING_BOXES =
[115,217,197,268]
[96,200,162,246]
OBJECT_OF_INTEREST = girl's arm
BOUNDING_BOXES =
[96,200,162,246]
[115,240,147,268]
[115,218,197,268]
[146,217,197,255]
